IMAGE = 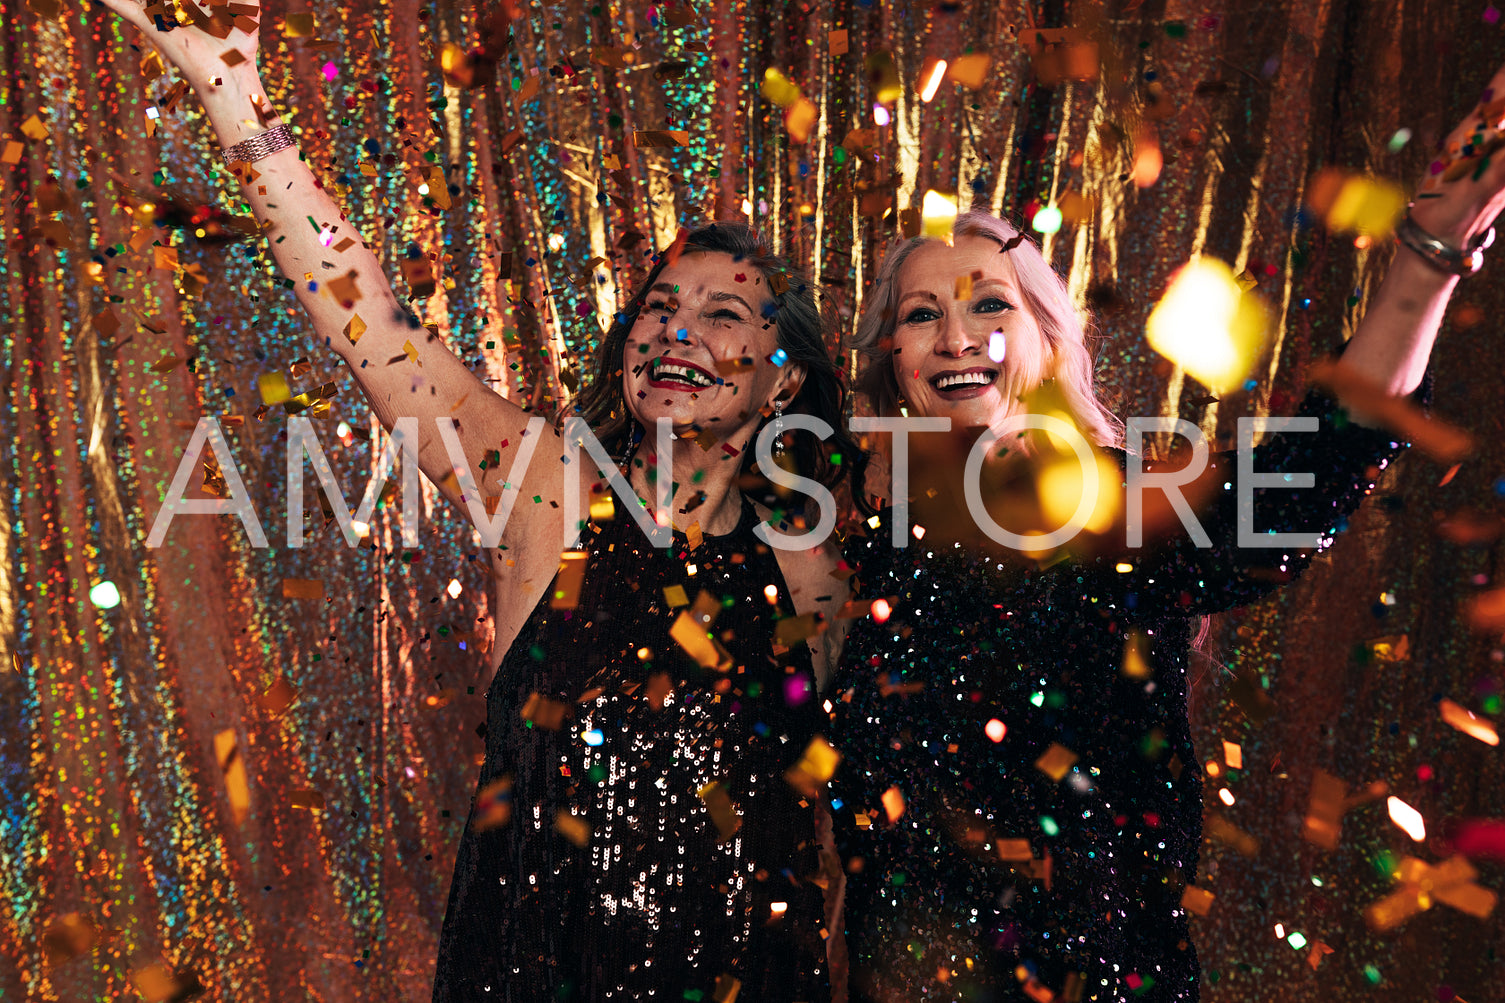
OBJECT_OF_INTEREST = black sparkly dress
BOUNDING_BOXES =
[831,392,1410,1003]
[434,497,831,1002]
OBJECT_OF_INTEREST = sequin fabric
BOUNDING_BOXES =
[434,498,830,1001]
[831,392,1409,1003]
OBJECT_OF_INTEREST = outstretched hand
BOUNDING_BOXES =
[1411,61,1505,245]
[94,0,261,91]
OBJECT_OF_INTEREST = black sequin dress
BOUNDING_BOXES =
[435,498,831,1002]
[831,392,1409,1003]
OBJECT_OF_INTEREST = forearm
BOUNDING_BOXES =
[1340,244,1457,403]
[195,66,412,369]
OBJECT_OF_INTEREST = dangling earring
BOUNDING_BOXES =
[772,400,786,456]
[617,421,645,467]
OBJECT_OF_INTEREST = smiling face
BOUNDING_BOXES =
[890,235,1052,428]
[621,250,803,443]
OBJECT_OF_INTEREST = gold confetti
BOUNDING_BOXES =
[255,676,298,717]
[521,693,570,730]
[713,974,742,1003]
[1222,740,1243,770]
[1034,743,1078,782]
[1180,885,1216,917]
[785,735,841,796]
[698,781,742,840]
[1121,631,1152,679]
[663,584,690,608]
[881,785,905,822]
[1439,699,1499,746]
[41,912,95,964]
[281,578,324,600]
[288,789,325,811]
[213,729,250,825]
[550,551,588,609]
[554,811,590,846]
[257,372,291,405]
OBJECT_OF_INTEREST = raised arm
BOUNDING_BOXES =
[99,0,574,547]
[1339,62,1505,405]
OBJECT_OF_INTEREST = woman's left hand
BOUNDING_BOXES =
[1410,61,1505,246]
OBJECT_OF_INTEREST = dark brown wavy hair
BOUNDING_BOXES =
[571,222,871,515]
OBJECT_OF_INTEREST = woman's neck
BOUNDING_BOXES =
[626,431,751,537]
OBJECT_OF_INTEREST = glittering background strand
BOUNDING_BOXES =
[3,0,1503,999]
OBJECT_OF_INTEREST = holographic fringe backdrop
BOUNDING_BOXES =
[3,0,1503,999]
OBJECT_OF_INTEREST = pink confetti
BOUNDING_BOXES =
[322,62,338,82]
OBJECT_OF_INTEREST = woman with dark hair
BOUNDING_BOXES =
[830,65,1505,1003]
[94,4,856,999]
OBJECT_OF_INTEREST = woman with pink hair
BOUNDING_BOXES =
[829,66,1505,1002]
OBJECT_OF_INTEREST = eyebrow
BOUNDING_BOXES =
[898,278,1015,306]
[650,283,755,315]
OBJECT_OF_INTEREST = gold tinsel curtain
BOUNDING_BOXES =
[3,0,1502,999]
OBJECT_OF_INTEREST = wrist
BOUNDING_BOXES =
[198,66,280,145]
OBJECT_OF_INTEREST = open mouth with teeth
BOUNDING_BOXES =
[929,368,999,399]
[648,356,717,390]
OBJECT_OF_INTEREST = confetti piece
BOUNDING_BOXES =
[920,190,958,239]
[255,676,298,717]
[1121,631,1152,679]
[785,736,841,796]
[257,372,291,405]
[881,785,905,822]
[152,245,178,272]
[588,489,615,521]
[281,578,324,600]
[1387,796,1427,842]
[19,113,48,140]
[645,671,674,710]
[521,692,569,730]
[1366,855,1497,931]
[213,729,250,825]
[41,913,95,964]
[288,789,325,811]
[670,591,732,669]
[343,314,366,345]
[713,974,742,1003]
[1146,257,1269,392]
[663,584,689,608]
[714,356,755,374]
[1180,885,1216,916]
[285,12,313,36]
[1439,699,1499,745]
[1465,587,1505,632]
[1306,167,1407,237]
[633,129,690,147]
[828,29,849,56]
[773,613,821,647]
[474,776,513,832]
[947,52,991,90]
[1366,633,1410,662]
[1132,126,1163,188]
[1222,740,1243,770]
[1034,743,1078,782]
[1205,813,1260,857]
[554,811,590,846]
[1,140,23,164]
[1302,770,1350,850]
[1309,359,1475,464]
[550,551,588,609]
[128,963,200,1003]
[698,781,742,839]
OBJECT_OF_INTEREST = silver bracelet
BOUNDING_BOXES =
[1393,211,1495,276]
[220,123,295,165]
